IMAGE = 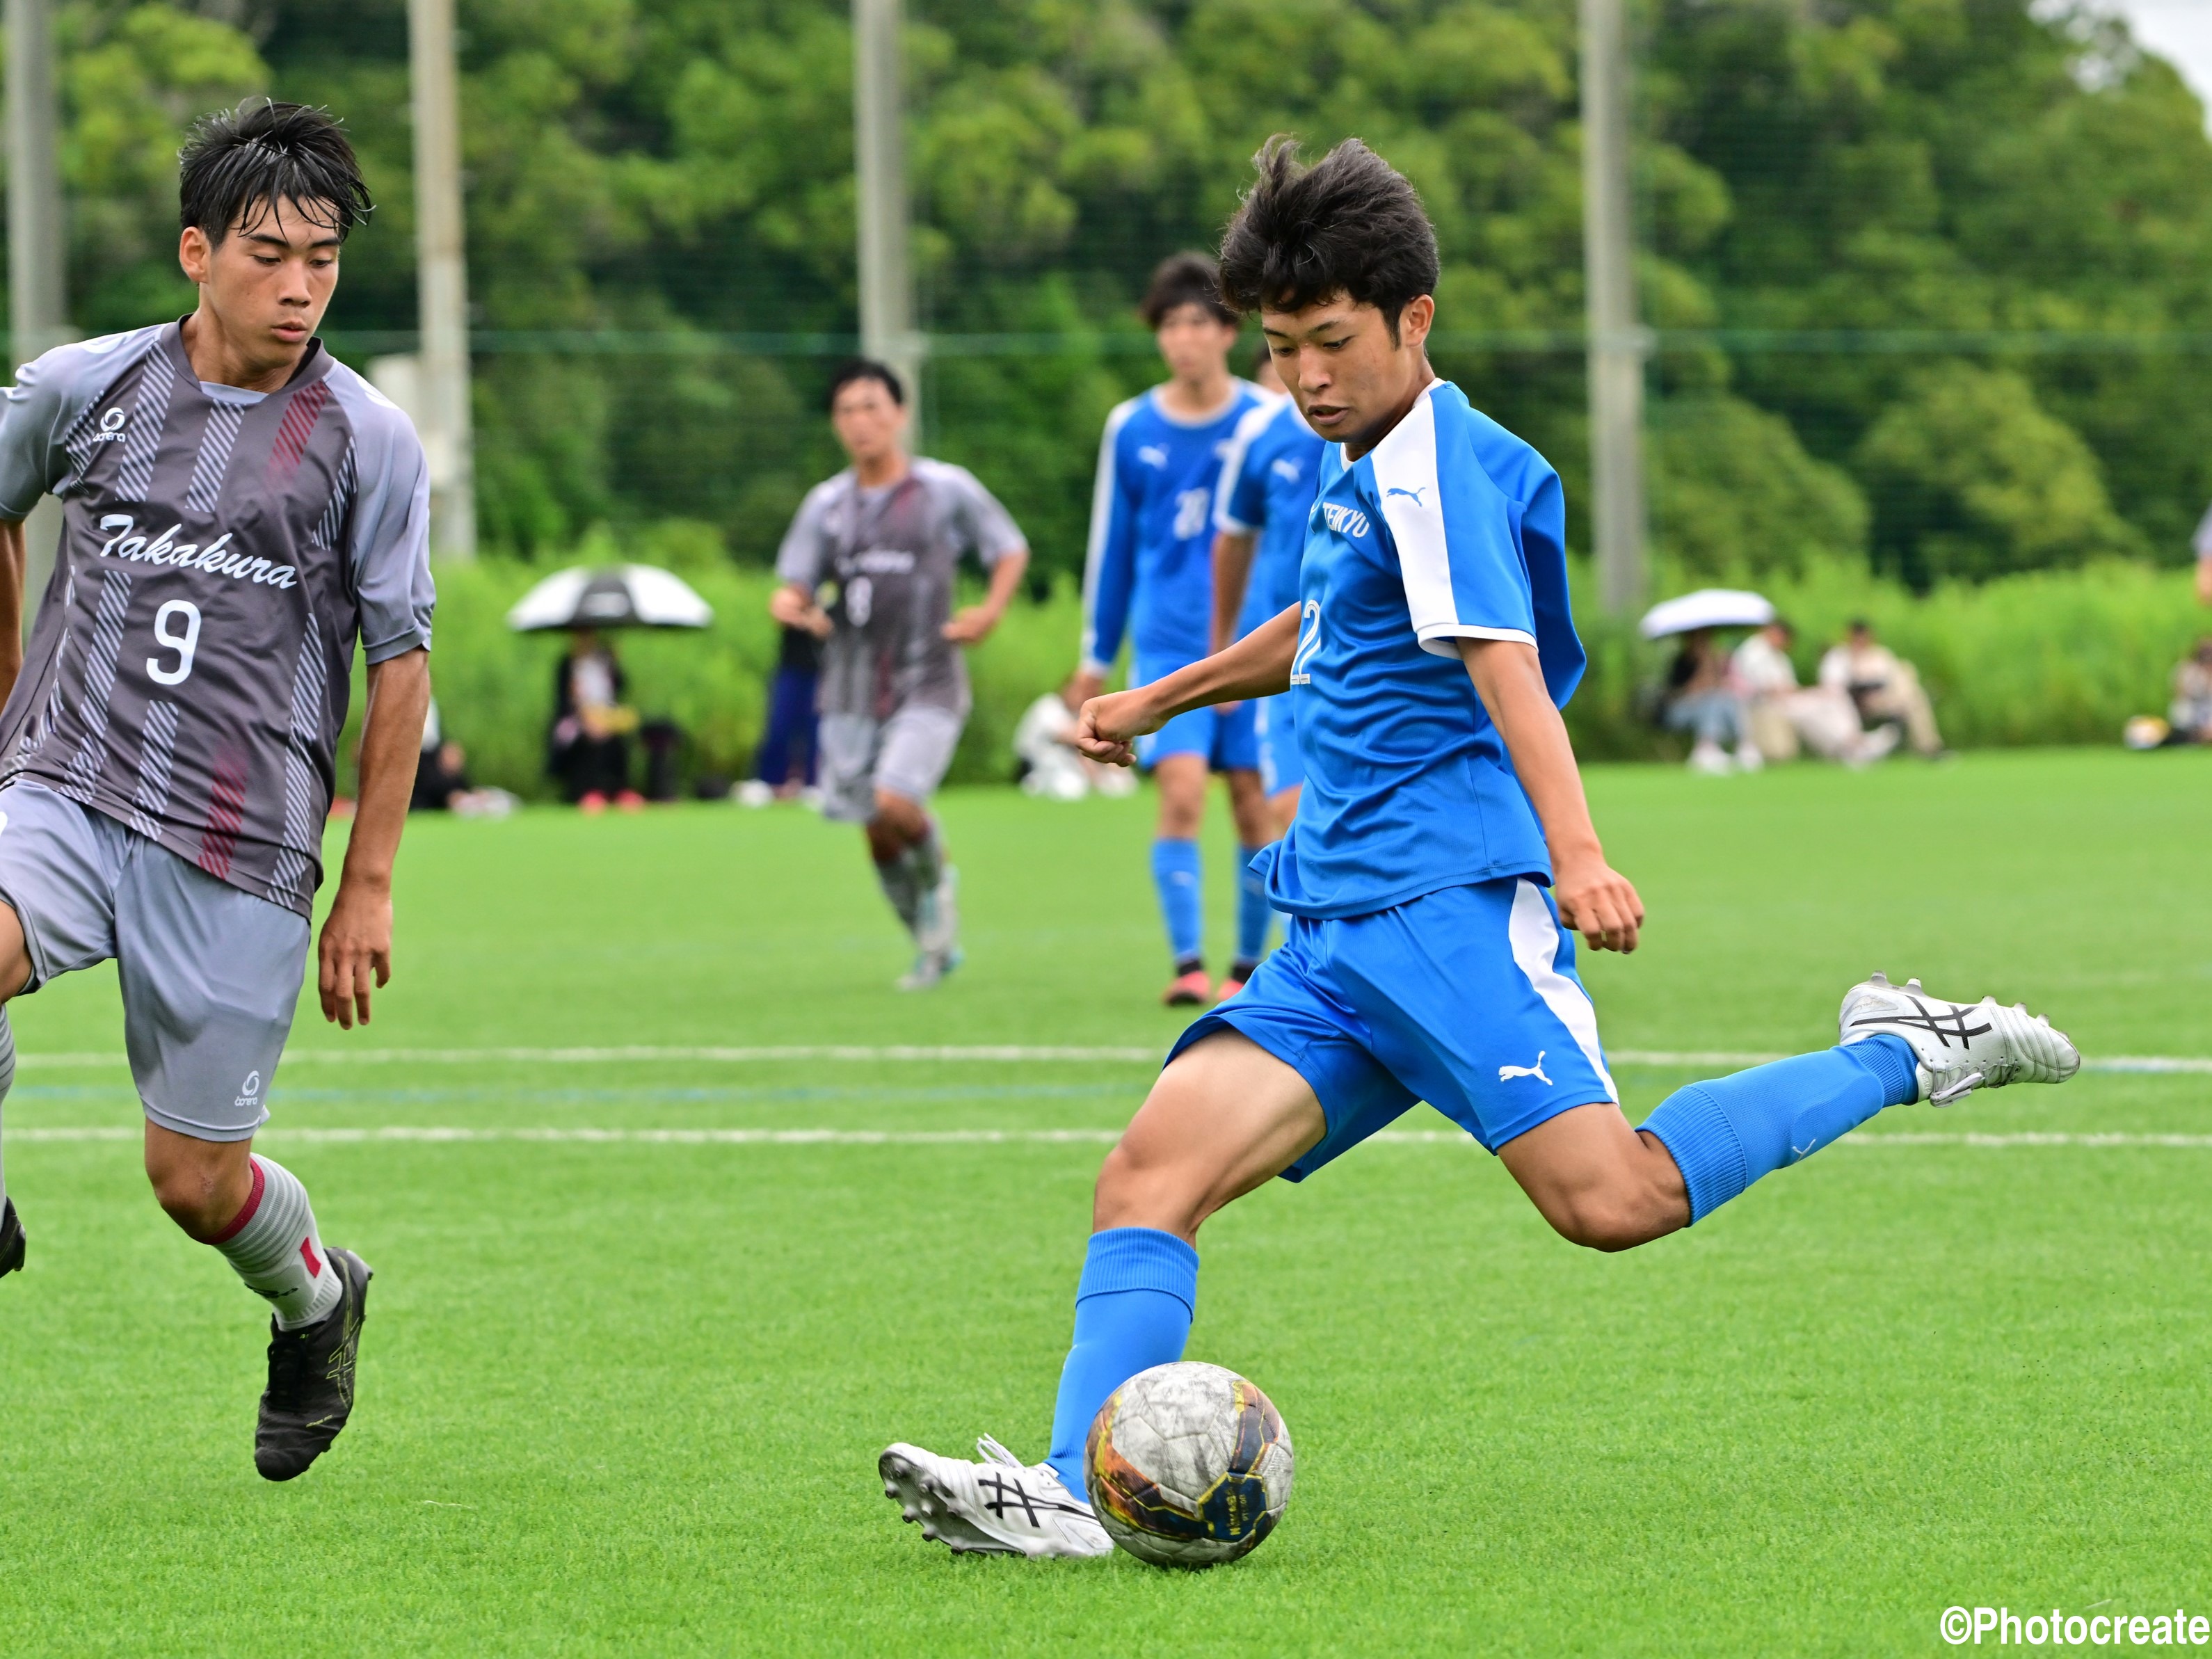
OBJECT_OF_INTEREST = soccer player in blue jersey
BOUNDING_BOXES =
[878,138,2080,1558]
[1212,346,1324,844]
[1074,255,1276,1005]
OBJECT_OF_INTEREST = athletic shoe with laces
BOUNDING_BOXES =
[879,1436,1112,1558]
[895,945,963,992]
[1838,972,2080,1106]
[255,1245,371,1482]
[1162,968,1210,1007]
[0,1196,23,1279]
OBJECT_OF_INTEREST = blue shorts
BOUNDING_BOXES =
[1254,693,1303,797]
[1134,658,1259,771]
[1167,877,1617,1180]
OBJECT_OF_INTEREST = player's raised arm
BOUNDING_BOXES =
[1074,601,1299,766]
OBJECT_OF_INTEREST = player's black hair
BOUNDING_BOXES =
[1218,136,1440,342]
[826,357,904,411]
[178,99,372,243]
[1140,252,1238,330]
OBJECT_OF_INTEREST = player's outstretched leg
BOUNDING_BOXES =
[880,1033,1314,1557]
[1621,972,2078,1232]
[148,1134,371,1480]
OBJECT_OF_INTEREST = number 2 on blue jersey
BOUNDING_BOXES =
[1289,599,1321,687]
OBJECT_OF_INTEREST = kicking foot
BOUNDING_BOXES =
[1839,972,2081,1105]
[255,1246,371,1481]
[0,1197,23,1279]
[896,946,963,992]
[879,1436,1111,1558]
[1162,968,1210,1007]
[915,865,961,957]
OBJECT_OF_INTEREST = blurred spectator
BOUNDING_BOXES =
[2194,501,2212,604]
[411,698,517,818]
[2172,637,2212,741]
[1013,676,1139,801]
[1819,620,1948,759]
[549,629,644,812]
[737,623,822,807]
[1732,620,1899,767]
[1663,627,1760,774]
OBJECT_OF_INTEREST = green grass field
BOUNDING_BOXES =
[1,748,2209,1656]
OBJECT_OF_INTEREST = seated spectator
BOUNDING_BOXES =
[1013,675,1138,801]
[1819,619,1948,759]
[1732,620,1899,767]
[2171,637,2212,742]
[411,698,517,817]
[1663,627,1759,774]
[737,622,822,808]
[548,628,644,812]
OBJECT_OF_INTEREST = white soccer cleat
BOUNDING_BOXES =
[915,865,961,956]
[1838,971,2081,1106]
[879,1436,1112,1559]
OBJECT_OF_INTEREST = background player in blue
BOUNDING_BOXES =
[876,137,2081,1558]
[1210,346,1324,975]
[1073,255,1274,1005]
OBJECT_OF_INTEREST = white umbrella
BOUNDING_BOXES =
[1637,588,1775,641]
[506,564,714,632]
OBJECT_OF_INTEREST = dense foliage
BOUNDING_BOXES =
[8,0,2212,591]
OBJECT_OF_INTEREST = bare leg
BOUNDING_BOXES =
[1268,783,1301,841]
[1093,1029,1325,1243]
[1151,751,1208,841]
[143,1124,257,1242]
[1496,1103,1691,1251]
[1224,767,1272,848]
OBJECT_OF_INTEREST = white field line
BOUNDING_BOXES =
[14,1125,2212,1150]
[9,1044,2211,1074]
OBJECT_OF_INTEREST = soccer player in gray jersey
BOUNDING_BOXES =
[0,102,433,1480]
[772,360,1029,988]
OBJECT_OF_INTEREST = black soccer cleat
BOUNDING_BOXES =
[254,1245,371,1482]
[0,1197,23,1279]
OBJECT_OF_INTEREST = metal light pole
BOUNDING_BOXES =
[7,0,70,629]
[409,0,476,559]
[1580,0,1649,615]
[853,0,923,442]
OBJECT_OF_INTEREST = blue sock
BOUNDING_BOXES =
[1151,838,1203,966]
[1234,847,1274,965]
[1638,1036,1919,1224]
[1045,1228,1198,1493]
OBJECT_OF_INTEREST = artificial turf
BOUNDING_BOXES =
[0,747,2207,1656]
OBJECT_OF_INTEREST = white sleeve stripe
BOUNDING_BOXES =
[1371,390,1454,642]
[1078,400,1137,663]
[1414,623,1535,659]
[1211,399,1275,533]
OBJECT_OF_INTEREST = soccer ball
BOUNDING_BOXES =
[1084,1361,1295,1568]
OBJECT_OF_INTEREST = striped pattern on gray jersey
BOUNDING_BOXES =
[184,401,246,515]
[128,699,181,839]
[268,616,325,906]
[64,568,133,789]
[110,347,177,504]
[313,439,356,550]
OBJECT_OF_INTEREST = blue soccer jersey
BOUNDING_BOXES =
[1080,381,1268,676]
[1214,394,1326,640]
[1251,380,1586,918]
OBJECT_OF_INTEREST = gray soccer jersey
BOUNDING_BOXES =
[775,458,1024,719]
[0,323,433,917]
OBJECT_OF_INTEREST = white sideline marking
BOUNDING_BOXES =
[11,1045,1167,1069]
[13,1125,2211,1150]
[9,1043,2209,1073]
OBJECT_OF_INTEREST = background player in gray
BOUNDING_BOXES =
[0,102,433,1481]
[771,360,1029,989]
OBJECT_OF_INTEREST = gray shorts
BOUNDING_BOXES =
[817,705,965,823]
[0,781,310,1142]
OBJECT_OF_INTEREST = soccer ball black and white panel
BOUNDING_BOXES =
[1084,1361,1295,1568]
